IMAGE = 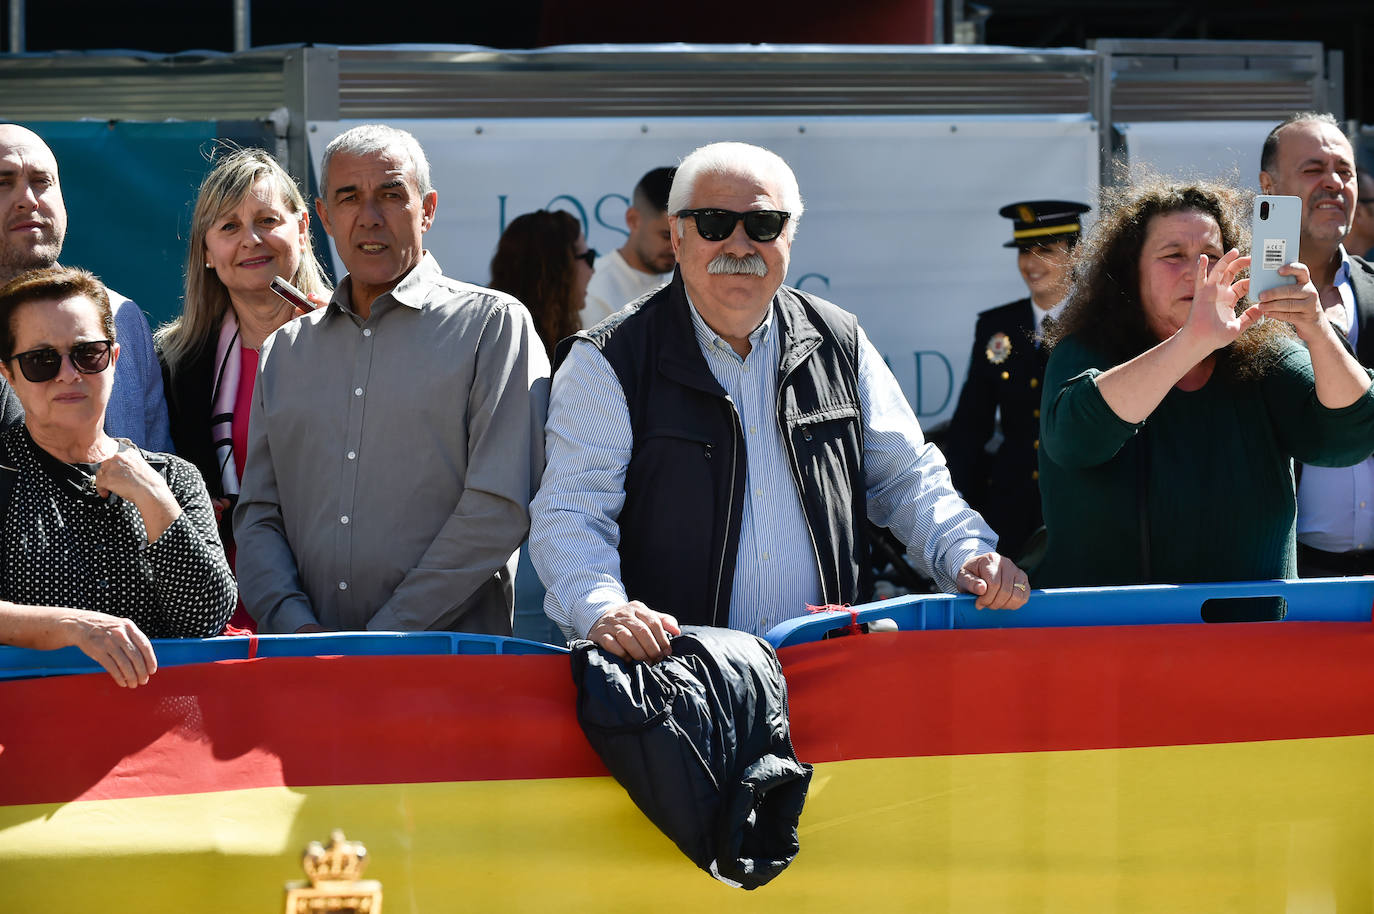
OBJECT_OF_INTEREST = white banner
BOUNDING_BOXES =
[310,116,1099,422]
[1119,120,1276,189]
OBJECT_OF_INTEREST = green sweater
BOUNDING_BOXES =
[1035,334,1374,588]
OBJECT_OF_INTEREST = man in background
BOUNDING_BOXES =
[1258,112,1374,575]
[581,166,676,328]
[0,123,171,449]
[1346,170,1374,259]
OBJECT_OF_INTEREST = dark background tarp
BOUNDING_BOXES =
[26,120,219,328]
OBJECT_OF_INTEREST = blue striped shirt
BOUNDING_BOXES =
[530,294,996,640]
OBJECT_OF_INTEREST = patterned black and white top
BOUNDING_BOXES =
[0,424,236,638]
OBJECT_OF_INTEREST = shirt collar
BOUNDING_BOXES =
[684,290,775,360]
[1332,246,1357,342]
[1032,297,1067,337]
[1335,245,1353,286]
[327,251,439,319]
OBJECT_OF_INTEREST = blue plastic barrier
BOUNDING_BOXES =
[0,630,568,681]
[6,579,1371,677]
[764,577,1374,648]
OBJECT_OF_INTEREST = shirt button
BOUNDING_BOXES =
[749,426,757,434]
[1033,439,1040,450]
[1031,470,1039,480]
[743,365,751,373]
[1030,378,1040,389]
[1033,408,1041,418]
[362,329,372,337]
[338,581,348,591]
[347,451,357,460]
[755,488,764,497]
[354,387,364,397]
[762,552,770,561]
[1001,371,1010,380]
[340,515,350,525]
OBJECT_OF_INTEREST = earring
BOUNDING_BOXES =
[205,262,213,268]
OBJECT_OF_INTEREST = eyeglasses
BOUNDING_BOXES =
[676,209,791,243]
[575,248,597,269]
[7,340,114,383]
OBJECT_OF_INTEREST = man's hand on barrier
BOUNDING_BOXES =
[957,552,1030,610]
[589,602,682,663]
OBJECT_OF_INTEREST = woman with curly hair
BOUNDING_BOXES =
[1036,179,1374,594]
[489,210,594,360]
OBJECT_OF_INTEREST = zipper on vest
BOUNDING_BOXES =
[713,410,742,628]
[777,411,830,607]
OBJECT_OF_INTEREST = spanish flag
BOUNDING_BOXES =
[3,621,1374,912]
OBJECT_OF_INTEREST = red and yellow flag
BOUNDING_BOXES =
[3,622,1374,912]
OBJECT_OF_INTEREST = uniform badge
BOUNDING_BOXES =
[985,332,1012,365]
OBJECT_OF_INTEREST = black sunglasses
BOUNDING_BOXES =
[7,340,114,383]
[676,209,791,243]
[575,248,598,269]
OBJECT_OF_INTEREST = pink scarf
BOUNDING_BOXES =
[209,312,241,498]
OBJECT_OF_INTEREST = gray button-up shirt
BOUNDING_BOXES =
[234,253,550,633]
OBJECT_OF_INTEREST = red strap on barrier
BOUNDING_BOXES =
[805,602,862,636]
[221,625,259,660]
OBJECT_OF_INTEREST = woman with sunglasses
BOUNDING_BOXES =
[156,149,329,630]
[489,209,594,361]
[0,266,235,687]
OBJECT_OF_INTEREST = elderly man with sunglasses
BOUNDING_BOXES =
[531,142,1028,661]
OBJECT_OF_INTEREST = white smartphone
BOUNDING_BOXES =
[1249,195,1302,298]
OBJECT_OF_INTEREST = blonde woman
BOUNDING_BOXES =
[156,149,329,627]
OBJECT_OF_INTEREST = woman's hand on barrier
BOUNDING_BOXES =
[65,609,158,688]
[1253,261,1325,341]
[95,448,181,542]
[1185,250,1260,352]
[588,602,681,663]
[957,552,1030,610]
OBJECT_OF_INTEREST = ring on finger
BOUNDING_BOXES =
[1012,582,1028,592]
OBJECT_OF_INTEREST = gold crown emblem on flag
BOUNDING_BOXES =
[302,830,369,885]
[286,830,383,913]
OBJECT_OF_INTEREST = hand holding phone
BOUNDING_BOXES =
[270,275,316,314]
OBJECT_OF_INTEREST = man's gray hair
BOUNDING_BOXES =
[319,124,434,198]
[668,142,804,242]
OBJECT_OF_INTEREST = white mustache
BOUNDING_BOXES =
[706,252,768,276]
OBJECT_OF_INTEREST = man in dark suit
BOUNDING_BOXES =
[1258,113,1374,575]
[945,200,1088,559]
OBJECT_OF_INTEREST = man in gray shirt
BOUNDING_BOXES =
[234,124,549,634]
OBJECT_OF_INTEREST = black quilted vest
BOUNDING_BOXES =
[555,270,871,626]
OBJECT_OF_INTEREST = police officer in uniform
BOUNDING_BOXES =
[945,200,1089,559]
